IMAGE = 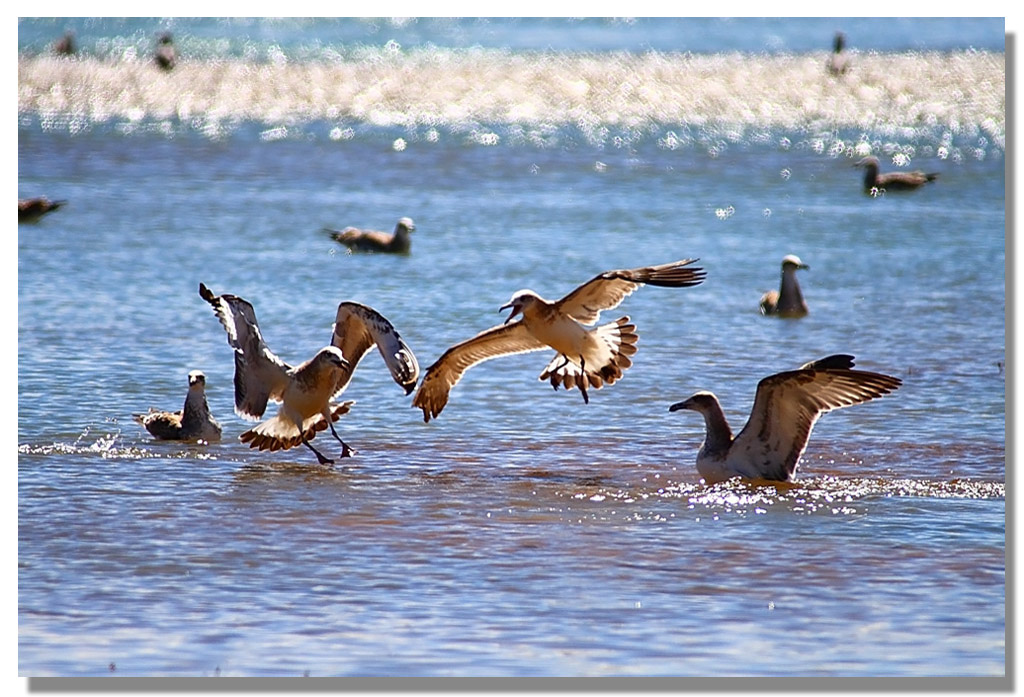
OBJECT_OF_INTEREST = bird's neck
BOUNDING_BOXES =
[862,165,879,189]
[779,270,805,308]
[696,403,733,457]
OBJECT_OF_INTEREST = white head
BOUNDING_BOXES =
[668,391,719,416]
[396,217,415,233]
[781,254,808,272]
[315,346,351,371]
[187,370,207,390]
[498,290,541,324]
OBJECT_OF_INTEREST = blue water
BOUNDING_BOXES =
[17,18,1005,677]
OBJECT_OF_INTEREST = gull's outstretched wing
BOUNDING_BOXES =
[330,302,420,397]
[729,355,902,480]
[412,321,548,422]
[198,282,291,420]
[554,259,705,324]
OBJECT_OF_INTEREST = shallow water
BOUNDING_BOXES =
[17,18,1005,677]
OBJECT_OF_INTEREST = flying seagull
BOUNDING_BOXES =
[854,156,938,195]
[760,254,809,317]
[412,259,706,422]
[199,283,419,463]
[324,217,416,254]
[19,197,67,223]
[668,354,901,484]
[134,370,222,442]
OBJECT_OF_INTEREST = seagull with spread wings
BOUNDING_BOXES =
[134,370,222,442]
[199,283,419,463]
[668,355,901,484]
[412,259,705,422]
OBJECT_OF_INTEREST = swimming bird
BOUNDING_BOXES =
[154,32,176,71]
[759,254,809,318]
[668,354,901,484]
[854,156,938,195]
[324,217,415,254]
[19,197,67,223]
[199,283,419,463]
[134,370,222,442]
[826,31,850,76]
[412,259,706,422]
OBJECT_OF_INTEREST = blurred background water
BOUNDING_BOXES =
[17,17,1005,677]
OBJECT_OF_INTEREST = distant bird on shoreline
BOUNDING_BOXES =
[826,31,850,76]
[134,370,222,442]
[154,32,176,70]
[325,217,416,254]
[199,283,419,463]
[19,197,67,223]
[412,259,706,422]
[854,156,938,195]
[668,354,901,484]
[760,254,809,318]
[53,31,75,56]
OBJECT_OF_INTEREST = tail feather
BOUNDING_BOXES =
[239,401,354,452]
[538,317,638,398]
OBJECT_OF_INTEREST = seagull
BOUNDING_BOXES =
[854,156,938,195]
[134,370,222,442]
[19,197,67,223]
[412,259,706,422]
[154,32,176,71]
[760,254,809,317]
[668,354,901,484]
[324,217,416,254]
[826,31,850,76]
[199,283,419,463]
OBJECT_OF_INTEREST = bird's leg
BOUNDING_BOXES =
[326,419,356,458]
[578,355,589,404]
[301,436,334,465]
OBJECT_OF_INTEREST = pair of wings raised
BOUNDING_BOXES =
[412,259,706,421]
[730,355,903,480]
[198,283,419,421]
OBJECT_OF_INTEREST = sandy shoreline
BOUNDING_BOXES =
[19,51,1005,139]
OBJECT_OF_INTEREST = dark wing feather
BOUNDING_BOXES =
[198,283,291,419]
[730,358,902,479]
[555,259,705,324]
[330,302,420,397]
[412,321,548,422]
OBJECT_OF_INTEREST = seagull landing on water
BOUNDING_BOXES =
[134,370,222,442]
[412,259,706,422]
[324,217,416,254]
[199,283,419,464]
[760,254,809,317]
[854,156,938,195]
[668,355,901,484]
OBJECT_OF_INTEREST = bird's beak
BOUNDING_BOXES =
[668,400,690,412]
[499,302,520,324]
[800,263,810,270]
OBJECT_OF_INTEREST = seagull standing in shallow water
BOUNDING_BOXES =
[325,217,416,254]
[668,355,901,484]
[854,156,938,195]
[199,283,419,463]
[412,259,705,422]
[134,370,222,442]
[760,254,809,317]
